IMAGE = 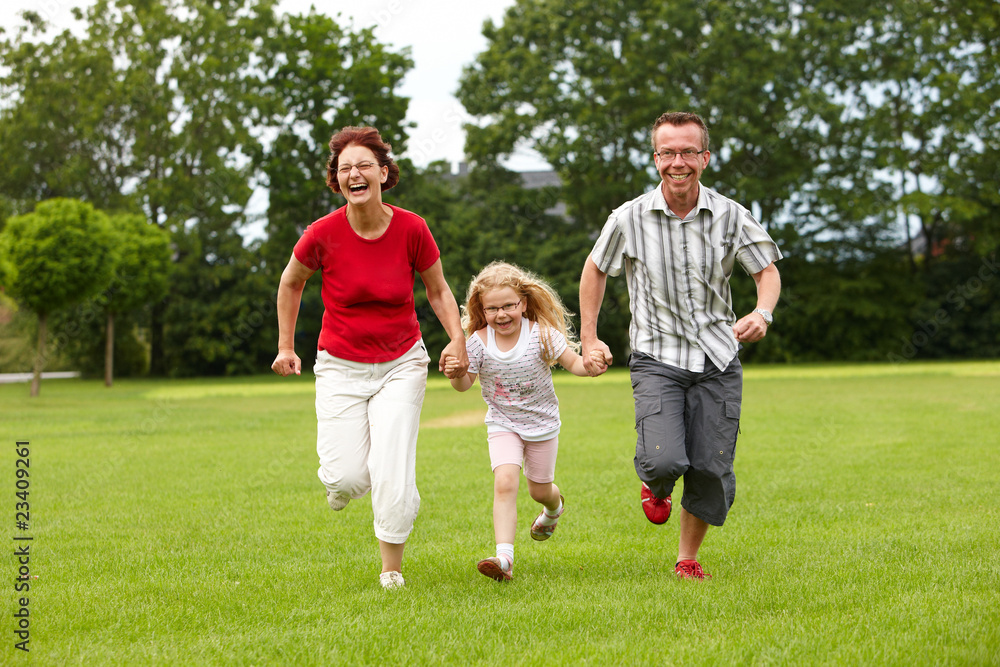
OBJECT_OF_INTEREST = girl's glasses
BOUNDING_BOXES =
[484,300,521,315]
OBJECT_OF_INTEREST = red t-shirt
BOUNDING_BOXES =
[293,204,440,363]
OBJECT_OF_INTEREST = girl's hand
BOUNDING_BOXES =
[439,340,469,379]
[443,355,463,377]
[588,348,611,375]
[582,339,612,376]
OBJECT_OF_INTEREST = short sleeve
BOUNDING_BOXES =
[542,326,568,360]
[734,208,783,275]
[412,217,440,274]
[293,223,322,271]
[590,211,627,277]
[466,334,484,375]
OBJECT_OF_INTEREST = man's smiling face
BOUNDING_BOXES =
[653,122,710,204]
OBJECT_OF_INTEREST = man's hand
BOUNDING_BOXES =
[733,312,768,343]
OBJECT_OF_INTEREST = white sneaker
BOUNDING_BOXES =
[326,490,349,511]
[379,571,405,590]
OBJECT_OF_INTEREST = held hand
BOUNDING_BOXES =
[439,339,469,379]
[733,312,768,343]
[588,349,612,376]
[583,340,613,376]
[271,350,301,377]
[443,355,461,375]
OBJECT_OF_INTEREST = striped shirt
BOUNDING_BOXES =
[467,321,568,441]
[590,184,782,372]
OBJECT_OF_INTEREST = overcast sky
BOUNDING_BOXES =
[1,0,546,171]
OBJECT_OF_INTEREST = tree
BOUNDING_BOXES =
[0,198,117,395]
[250,10,414,373]
[100,213,171,385]
[0,11,133,215]
[1,0,281,374]
[257,11,413,265]
[455,0,837,360]
[458,0,999,363]
[458,0,835,233]
[791,0,1000,267]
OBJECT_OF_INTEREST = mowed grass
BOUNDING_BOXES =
[3,360,999,665]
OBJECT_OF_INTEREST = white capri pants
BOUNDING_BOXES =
[314,340,430,544]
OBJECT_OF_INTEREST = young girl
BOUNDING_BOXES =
[444,261,607,582]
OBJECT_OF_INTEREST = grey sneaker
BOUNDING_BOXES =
[326,490,349,511]
[379,571,405,589]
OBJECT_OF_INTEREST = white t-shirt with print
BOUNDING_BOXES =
[466,321,568,441]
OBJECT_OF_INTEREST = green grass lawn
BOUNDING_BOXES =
[3,361,999,665]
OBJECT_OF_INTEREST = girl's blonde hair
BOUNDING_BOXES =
[461,261,581,365]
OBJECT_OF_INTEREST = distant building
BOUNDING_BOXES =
[452,162,567,219]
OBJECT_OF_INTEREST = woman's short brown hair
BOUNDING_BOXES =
[326,126,400,194]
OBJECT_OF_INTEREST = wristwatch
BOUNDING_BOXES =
[753,308,773,326]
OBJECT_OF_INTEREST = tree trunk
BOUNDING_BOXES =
[150,300,165,376]
[30,313,47,397]
[105,311,115,387]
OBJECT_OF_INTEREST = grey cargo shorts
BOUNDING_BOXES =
[628,352,742,526]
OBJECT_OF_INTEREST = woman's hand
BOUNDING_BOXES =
[439,338,469,379]
[271,349,301,376]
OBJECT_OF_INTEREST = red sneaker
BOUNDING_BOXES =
[640,483,672,524]
[675,559,711,580]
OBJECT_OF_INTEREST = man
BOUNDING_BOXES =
[580,111,782,579]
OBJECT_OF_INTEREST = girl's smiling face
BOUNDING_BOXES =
[481,286,526,338]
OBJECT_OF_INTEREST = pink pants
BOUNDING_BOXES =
[487,431,559,483]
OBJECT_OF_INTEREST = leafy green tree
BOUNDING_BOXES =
[456,0,844,361]
[458,0,999,363]
[0,11,132,215]
[161,226,277,377]
[257,11,413,277]
[458,0,834,233]
[793,0,1000,269]
[100,213,171,385]
[249,11,414,372]
[1,0,281,374]
[792,0,1000,360]
[0,198,117,395]
[391,163,599,355]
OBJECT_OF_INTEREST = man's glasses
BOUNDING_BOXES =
[484,300,521,315]
[655,149,706,162]
[337,161,378,175]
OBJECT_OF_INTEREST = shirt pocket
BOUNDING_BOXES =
[708,244,735,278]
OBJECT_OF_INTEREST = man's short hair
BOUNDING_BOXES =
[651,112,710,152]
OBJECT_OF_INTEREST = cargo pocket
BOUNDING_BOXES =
[709,400,741,476]
[633,393,665,472]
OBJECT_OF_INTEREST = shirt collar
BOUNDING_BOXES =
[645,183,714,220]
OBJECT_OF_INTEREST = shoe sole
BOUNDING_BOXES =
[641,485,671,524]
[327,491,349,511]
[641,497,670,524]
[477,559,512,582]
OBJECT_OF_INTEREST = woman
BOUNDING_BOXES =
[271,126,469,589]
